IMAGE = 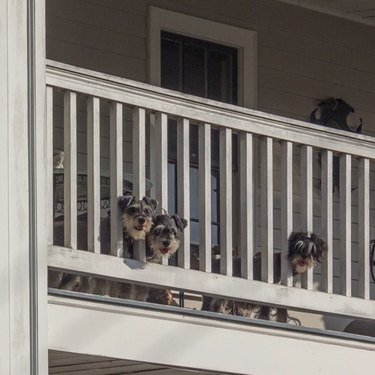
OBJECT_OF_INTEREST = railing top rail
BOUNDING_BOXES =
[46,60,375,159]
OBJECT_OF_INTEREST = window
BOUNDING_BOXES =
[148,7,256,246]
[161,31,238,105]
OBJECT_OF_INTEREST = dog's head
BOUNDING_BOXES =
[288,231,327,274]
[118,195,158,240]
[147,214,188,259]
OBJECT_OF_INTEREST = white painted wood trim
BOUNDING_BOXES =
[63,91,77,249]
[321,150,333,294]
[240,133,254,280]
[154,112,168,211]
[48,246,375,321]
[46,86,54,245]
[148,7,257,109]
[340,154,352,297]
[110,102,123,257]
[48,296,375,375]
[358,158,370,300]
[220,128,233,276]
[132,107,146,261]
[154,112,169,266]
[261,137,273,283]
[300,145,314,290]
[87,97,101,253]
[177,118,190,269]
[199,124,212,273]
[46,62,375,160]
[281,141,293,287]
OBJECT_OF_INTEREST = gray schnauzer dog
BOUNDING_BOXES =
[115,212,188,303]
[118,195,158,248]
[54,195,158,293]
[288,231,327,275]
[202,232,327,323]
[147,213,188,260]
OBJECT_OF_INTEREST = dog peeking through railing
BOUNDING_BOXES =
[201,231,328,323]
[50,195,188,305]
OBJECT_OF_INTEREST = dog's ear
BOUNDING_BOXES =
[151,214,163,225]
[142,196,158,211]
[118,195,135,211]
[172,214,188,232]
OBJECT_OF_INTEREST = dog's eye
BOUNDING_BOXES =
[143,207,152,215]
[126,206,137,215]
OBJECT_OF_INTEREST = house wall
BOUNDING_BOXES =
[46,0,375,134]
[46,0,375,329]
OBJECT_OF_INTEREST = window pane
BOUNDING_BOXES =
[182,44,206,97]
[161,38,181,92]
[208,50,237,104]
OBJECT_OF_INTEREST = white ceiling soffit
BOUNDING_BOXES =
[279,0,375,27]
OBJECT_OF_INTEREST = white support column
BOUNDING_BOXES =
[281,141,293,287]
[154,112,169,265]
[110,102,123,257]
[261,137,273,283]
[46,86,54,245]
[340,154,352,297]
[133,107,146,261]
[220,128,233,276]
[177,118,190,269]
[321,150,333,294]
[199,124,212,273]
[87,97,101,253]
[358,158,370,299]
[154,112,168,211]
[64,91,77,249]
[239,133,254,280]
[301,145,314,290]
[0,0,47,373]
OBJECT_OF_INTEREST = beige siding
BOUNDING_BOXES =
[47,0,375,133]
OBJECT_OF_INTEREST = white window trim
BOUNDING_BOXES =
[148,6,257,109]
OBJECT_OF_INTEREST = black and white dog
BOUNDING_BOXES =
[288,231,327,275]
[116,212,188,303]
[147,213,188,260]
[56,195,158,293]
[202,231,327,322]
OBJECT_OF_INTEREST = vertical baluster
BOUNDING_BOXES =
[261,137,273,283]
[133,107,146,261]
[155,112,169,265]
[301,145,314,290]
[46,86,54,245]
[220,128,232,276]
[321,150,333,293]
[340,153,352,296]
[110,102,123,257]
[177,118,190,269]
[281,141,293,286]
[87,97,101,253]
[199,123,211,272]
[358,158,370,299]
[240,133,254,280]
[63,91,77,249]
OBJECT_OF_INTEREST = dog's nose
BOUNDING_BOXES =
[138,217,145,224]
[162,240,170,247]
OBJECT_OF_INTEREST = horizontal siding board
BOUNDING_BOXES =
[47,15,146,60]
[47,0,147,38]
[47,38,146,82]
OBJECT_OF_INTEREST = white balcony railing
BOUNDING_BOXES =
[46,60,375,323]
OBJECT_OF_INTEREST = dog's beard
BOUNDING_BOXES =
[148,237,180,259]
[122,214,152,240]
[290,255,316,274]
